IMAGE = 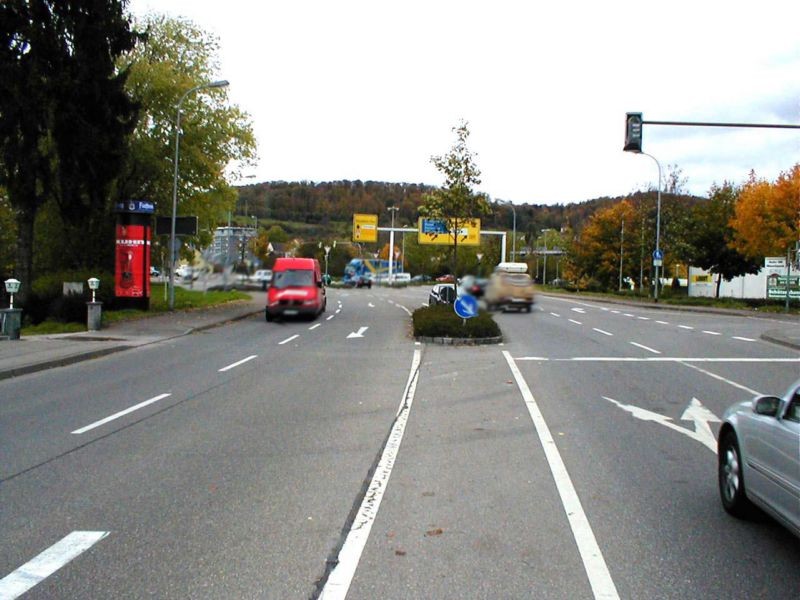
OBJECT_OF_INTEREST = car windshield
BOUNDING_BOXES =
[272,269,314,288]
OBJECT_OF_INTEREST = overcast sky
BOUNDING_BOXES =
[128,0,800,206]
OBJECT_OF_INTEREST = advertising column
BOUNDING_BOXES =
[114,200,154,310]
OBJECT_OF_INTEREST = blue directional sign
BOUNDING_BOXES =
[454,293,479,319]
[652,249,663,261]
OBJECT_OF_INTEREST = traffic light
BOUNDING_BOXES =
[624,112,643,153]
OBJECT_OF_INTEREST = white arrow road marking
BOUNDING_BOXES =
[603,396,721,454]
[72,394,171,434]
[681,398,721,452]
[505,353,619,600]
[0,531,109,599]
[347,327,368,339]
[571,307,586,314]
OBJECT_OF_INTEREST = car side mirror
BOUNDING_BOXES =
[753,395,781,417]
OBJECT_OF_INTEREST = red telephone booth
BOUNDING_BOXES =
[114,200,154,310]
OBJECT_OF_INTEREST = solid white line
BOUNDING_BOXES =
[630,342,661,354]
[732,336,756,342]
[569,319,583,325]
[218,354,257,372]
[309,323,321,330]
[502,351,619,600]
[678,361,761,395]
[321,349,422,600]
[72,394,171,434]
[702,330,721,336]
[593,328,613,336]
[678,325,694,330]
[0,531,109,599]
[514,357,800,362]
[279,334,299,345]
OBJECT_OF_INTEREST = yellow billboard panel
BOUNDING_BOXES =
[353,213,378,242]
[418,218,480,246]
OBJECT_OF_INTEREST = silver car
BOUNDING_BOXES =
[718,377,800,538]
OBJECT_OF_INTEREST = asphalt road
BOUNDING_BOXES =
[1,288,798,599]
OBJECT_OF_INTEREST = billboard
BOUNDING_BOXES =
[115,224,150,298]
[353,213,378,242]
[418,218,480,246]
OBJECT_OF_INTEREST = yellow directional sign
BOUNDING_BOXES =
[353,213,378,242]
[418,218,480,246]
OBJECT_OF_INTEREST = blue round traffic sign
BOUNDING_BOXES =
[454,294,479,319]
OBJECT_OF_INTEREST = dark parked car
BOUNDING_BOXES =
[718,377,800,538]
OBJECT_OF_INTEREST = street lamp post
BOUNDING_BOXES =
[169,79,229,310]
[388,206,399,283]
[541,228,552,285]
[639,152,663,301]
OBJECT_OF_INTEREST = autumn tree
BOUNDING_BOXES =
[0,0,139,302]
[119,13,257,257]
[686,183,760,297]
[570,200,637,290]
[419,121,491,278]
[730,166,800,260]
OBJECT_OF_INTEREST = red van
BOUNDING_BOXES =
[266,257,327,321]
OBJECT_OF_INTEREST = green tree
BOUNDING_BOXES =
[687,182,760,298]
[419,121,491,278]
[118,14,257,257]
[0,0,138,302]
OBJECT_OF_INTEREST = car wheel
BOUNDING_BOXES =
[265,311,273,322]
[718,430,752,518]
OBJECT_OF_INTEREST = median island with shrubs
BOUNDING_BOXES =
[412,304,501,344]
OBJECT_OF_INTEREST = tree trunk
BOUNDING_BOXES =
[14,207,36,305]
[715,272,722,299]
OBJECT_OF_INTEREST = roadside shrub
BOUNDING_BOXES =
[24,270,116,324]
[412,304,501,339]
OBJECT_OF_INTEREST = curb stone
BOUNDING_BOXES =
[415,335,503,346]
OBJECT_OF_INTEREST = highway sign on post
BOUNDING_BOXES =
[353,213,378,242]
[418,218,480,246]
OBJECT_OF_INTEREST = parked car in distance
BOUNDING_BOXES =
[254,269,273,290]
[436,274,455,283]
[484,262,535,312]
[388,272,411,285]
[717,377,800,538]
[175,264,198,281]
[354,273,372,288]
[150,266,161,278]
[266,257,327,322]
[428,283,456,306]
[411,274,432,283]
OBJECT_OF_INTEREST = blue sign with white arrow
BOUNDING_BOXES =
[454,293,479,319]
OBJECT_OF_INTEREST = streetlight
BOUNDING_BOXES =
[388,206,399,282]
[639,152,663,301]
[169,79,229,310]
[541,228,552,285]
[499,201,516,261]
